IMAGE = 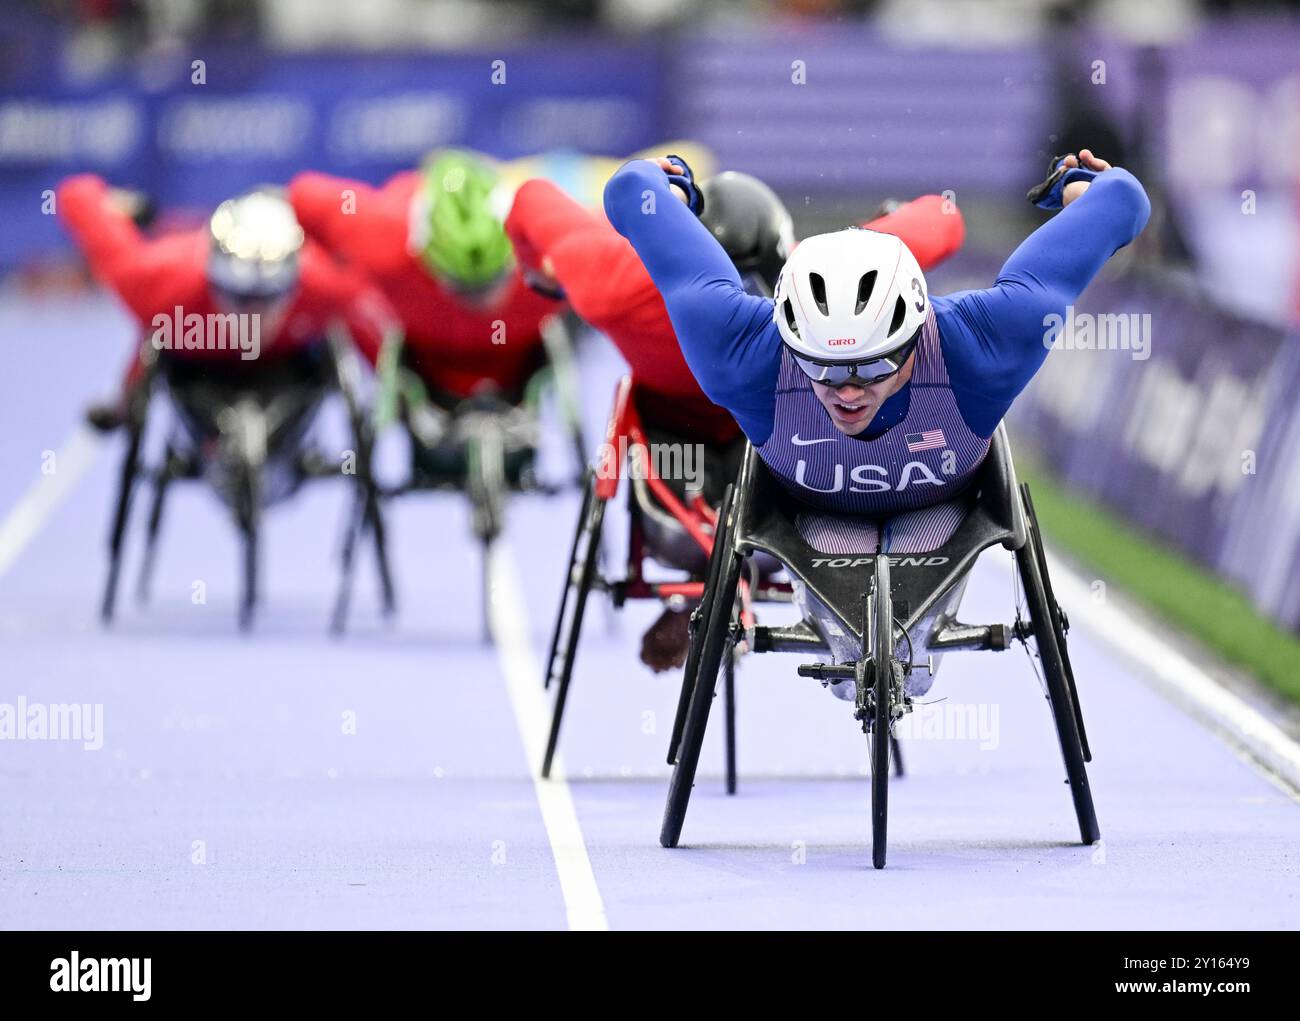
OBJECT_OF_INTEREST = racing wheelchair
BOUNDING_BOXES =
[541,375,818,788]
[660,424,1097,869]
[332,314,589,638]
[101,331,392,630]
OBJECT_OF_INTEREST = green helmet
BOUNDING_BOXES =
[414,150,514,292]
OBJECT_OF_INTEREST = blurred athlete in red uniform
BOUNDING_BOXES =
[505,171,965,669]
[57,174,396,429]
[289,149,560,406]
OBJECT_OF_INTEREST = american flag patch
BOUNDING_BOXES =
[906,429,946,452]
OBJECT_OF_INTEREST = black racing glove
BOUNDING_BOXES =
[130,194,159,229]
[1026,153,1101,211]
[111,187,157,229]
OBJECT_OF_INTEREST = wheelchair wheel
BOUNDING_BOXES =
[330,332,396,623]
[365,487,396,618]
[868,555,894,870]
[723,644,737,796]
[467,430,507,643]
[101,413,146,624]
[234,463,260,632]
[541,475,606,779]
[241,520,258,631]
[666,484,733,766]
[1016,485,1099,845]
[543,472,595,690]
[331,487,366,635]
[330,485,395,635]
[479,540,490,645]
[135,460,172,606]
[101,364,155,624]
[467,427,506,547]
[661,485,742,849]
[138,445,195,606]
[1023,485,1090,761]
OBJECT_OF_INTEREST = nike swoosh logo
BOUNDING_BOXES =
[791,435,836,446]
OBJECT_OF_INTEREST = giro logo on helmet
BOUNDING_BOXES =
[826,337,858,347]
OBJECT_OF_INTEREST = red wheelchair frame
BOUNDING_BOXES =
[540,376,791,786]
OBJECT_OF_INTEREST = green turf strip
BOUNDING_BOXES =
[1020,467,1300,706]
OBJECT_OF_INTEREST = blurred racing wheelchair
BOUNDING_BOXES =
[541,171,805,785]
[541,376,799,789]
[101,188,392,630]
[101,332,391,631]
[332,314,588,638]
[660,425,1097,869]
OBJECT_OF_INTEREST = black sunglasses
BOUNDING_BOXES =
[790,327,920,388]
[211,286,293,311]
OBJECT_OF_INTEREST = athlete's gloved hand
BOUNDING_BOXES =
[109,187,157,228]
[640,605,692,673]
[657,154,705,216]
[1027,152,1103,210]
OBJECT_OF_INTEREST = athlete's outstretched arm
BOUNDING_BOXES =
[604,159,781,442]
[288,172,385,258]
[57,174,199,316]
[937,160,1150,434]
[863,194,965,272]
[505,177,650,328]
[57,175,143,282]
[504,178,605,275]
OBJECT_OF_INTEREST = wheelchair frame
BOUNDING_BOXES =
[660,424,1098,869]
[331,314,590,639]
[101,332,392,631]
[540,375,795,788]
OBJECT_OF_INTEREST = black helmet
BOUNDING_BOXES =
[698,171,794,296]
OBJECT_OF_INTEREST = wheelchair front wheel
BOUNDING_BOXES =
[101,413,146,624]
[661,485,741,849]
[235,461,260,632]
[543,471,595,690]
[667,485,734,767]
[541,478,606,778]
[1023,484,1089,761]
[867,555,894,870]
[1016,485,1099,845]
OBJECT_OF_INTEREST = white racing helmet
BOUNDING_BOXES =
[773,228,928,387]
[206,189,305,301]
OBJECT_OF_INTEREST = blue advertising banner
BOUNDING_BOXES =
[1010,266,1300,631]
[672,25,1051,199]
[0,40,666,271]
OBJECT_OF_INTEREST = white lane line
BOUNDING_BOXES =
[993,546,1300,797]
[486,540,608,932]
[0,428,101,579]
